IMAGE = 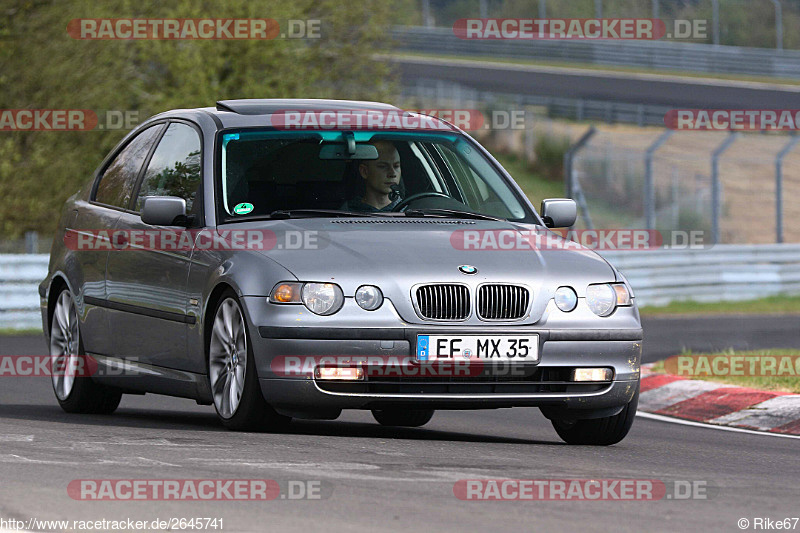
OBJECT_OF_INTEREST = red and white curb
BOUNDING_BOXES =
[638,364,800,435]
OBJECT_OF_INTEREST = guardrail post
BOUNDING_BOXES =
[775,134,798,243]
[711,132,738,244]
[770,0,783,50]
[712,0,720,45]
[644,129,674,230]
[24,231,38,254]
[421,0,433,28]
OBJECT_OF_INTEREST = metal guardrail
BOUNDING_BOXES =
[600,244,800,307]
[400,78,671,127]
[1,246,799,330]
[0,254,47,331]
[393,26,800,80]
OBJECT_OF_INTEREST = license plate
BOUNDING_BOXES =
[416,334,539,362]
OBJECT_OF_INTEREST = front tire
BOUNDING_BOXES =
[550,384,639,446]
[371,409,435,427]
[207,291,290,431]
[49,288,122,414]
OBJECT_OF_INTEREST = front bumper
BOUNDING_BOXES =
[250,321,642,412]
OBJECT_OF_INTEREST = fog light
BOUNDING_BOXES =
[355,285,383,311]
[554,286,578,312]
[315,367,364,381]
[572,368,613,382]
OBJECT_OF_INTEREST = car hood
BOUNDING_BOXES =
[221,219,615,324]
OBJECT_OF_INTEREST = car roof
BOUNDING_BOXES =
[148,99,457,131]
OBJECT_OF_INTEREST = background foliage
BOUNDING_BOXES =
[0,0,413,237]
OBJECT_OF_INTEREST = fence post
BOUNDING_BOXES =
[644,129,674,230]
[651,0,659,19]
[711,132,738,244]
[563,126,597,198]
[775,134,799,243]
[538,0,546,19]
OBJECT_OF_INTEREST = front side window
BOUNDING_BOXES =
[94,125,164,208]
[217,130,532,221]
[135,122,202,213]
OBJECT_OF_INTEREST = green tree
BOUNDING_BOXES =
[0,0,404,237]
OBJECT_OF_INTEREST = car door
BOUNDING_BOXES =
[73,123,165,356]
[105,121,203,371]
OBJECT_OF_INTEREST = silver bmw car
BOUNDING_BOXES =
[40,99,642,445]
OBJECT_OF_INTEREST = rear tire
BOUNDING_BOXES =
[50,288,122,414]
[208,290,290,431]
[371,409,435,427]
[551,384,639,446]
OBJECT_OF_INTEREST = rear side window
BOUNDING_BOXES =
[135,123,202,213]
[95,125,164,208]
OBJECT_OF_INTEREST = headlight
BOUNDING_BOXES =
[301,282,344,315]
[586,283,631,316]
[586,283,617,316]
[554,286,577,312]
[355,285,383,311]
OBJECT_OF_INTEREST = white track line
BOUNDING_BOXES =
[636,411,800,440]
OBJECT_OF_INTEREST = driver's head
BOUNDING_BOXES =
[359,140,401,198]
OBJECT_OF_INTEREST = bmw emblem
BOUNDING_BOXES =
[458,265,478,275]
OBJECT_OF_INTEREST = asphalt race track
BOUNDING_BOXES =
[393,56,800,109]
[0,316,798,533]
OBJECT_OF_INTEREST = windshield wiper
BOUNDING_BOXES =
[266,209,384,219]
[404,208,506,222]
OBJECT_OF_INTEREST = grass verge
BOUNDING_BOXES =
[640,295,800,317]
[0,328,42,336]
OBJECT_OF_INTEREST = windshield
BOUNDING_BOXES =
[217,130,534,222]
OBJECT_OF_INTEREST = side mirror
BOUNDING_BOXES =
[540,198,577,228]
[141,196,187,226]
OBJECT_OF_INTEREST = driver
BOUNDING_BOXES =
[341,140,402,212]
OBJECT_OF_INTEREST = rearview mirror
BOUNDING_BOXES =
[540,198,577,228]
[141,196,187,226]
[319,143,379,160]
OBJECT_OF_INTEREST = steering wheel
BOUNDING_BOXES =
[391,191,452,212]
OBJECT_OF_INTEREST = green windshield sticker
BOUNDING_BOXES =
[233,202,254,215]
